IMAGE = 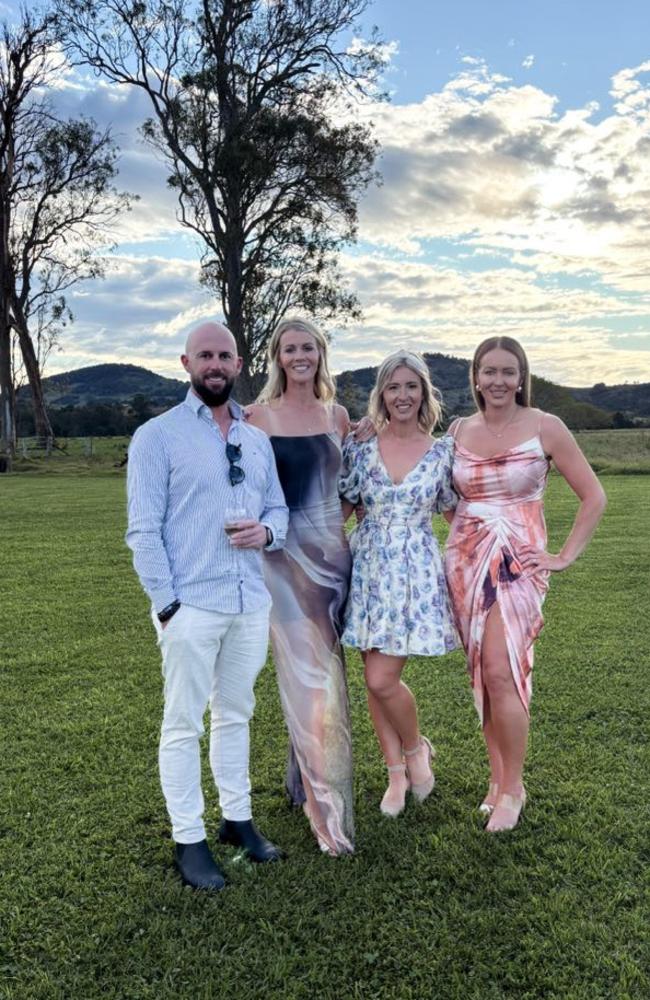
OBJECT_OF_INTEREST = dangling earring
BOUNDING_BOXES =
[475,384,481,391]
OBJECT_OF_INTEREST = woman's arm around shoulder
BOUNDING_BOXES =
[243,401,270,433]
[333,403,350,439]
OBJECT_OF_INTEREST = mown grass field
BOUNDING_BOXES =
[573,428,650,473]
[1,474,648,999]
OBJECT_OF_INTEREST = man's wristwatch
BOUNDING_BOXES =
[158,600,181,623]
[264,526,273,547]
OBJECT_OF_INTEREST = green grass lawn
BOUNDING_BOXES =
[1,475,648,999]
[574,428,650,474]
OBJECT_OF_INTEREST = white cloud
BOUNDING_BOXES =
[324,252,650,386]
[348,36,399,65]
[610,60,650,115]
[522,54,535,70]
[35,54,650,387]
[47,255,218,377]
[356,59,650,303]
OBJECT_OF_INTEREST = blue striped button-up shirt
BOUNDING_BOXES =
[126,389,289,614]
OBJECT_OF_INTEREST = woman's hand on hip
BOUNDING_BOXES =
[519,544,571,575]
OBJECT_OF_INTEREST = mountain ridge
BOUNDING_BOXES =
[22,357,650,428]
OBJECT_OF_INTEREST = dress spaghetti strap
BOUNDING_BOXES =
[449,416,465,440]
[537,410,547,455]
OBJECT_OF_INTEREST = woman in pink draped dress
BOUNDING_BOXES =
[445,336,607,832]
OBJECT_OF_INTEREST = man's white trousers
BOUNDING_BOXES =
[153,603,270,844]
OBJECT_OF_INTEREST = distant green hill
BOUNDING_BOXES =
[27,357,645,430]
[567,381,650,418]
[337,353,614,428]
[26,363,188,408]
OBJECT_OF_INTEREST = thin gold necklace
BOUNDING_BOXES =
[280,397,325,433]
[482,407,519,439]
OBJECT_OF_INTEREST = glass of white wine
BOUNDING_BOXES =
[224,505,248,539]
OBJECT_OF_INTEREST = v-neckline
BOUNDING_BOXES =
[375,436,435,487]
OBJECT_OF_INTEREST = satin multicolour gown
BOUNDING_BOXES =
[444,434,550,722]
[264,432,354,854]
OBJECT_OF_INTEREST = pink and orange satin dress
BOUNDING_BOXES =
[445,427,550,721]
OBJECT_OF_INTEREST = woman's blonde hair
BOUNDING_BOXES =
[257,316,336,403]
[368,350,443,433]
[471,336,531,411]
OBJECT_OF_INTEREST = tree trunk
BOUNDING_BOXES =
[0,320,15,472]
[233,366,261,405]
[223,228,260,403]
[13,304,54,446]
[0,197,15,469]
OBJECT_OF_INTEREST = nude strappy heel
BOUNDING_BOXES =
[479,782,500,816]
[380,762,410,818]
[404,737,435,803]
[486,787,527,833]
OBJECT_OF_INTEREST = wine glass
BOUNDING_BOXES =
[223,504,248,538]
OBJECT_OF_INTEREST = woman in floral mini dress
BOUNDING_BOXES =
[339,351,459,818]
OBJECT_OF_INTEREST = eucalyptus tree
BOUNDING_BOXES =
[59,0,384,399]
[0,6,131,458]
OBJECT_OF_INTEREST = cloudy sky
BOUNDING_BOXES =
[5,0,650,386]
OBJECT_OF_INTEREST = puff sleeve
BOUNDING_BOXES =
[338,434,361,504]
[434,434,459,513]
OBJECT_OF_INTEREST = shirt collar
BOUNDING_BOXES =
[183,387,243,421]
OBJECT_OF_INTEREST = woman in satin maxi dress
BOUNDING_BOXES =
[246,316,368,855]
[444,336,607,832]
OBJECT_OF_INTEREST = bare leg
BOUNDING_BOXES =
[480,694,503,811]
[366,686,409,815]
[362,650,403,764]
[480,603,528,831]
[364,651,432,788]
[366,689,403,764]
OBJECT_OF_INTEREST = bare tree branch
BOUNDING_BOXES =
[1,5,134,447]
[59,0,384,399]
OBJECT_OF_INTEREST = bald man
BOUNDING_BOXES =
[126,322,289,890]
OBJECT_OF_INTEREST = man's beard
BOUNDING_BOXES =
[191,374,236,407]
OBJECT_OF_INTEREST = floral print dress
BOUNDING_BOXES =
[339,435,460,657]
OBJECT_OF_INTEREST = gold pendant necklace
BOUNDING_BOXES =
[482,408,519,439]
